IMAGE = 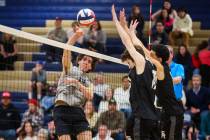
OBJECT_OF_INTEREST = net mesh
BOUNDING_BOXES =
[0,27,131,139]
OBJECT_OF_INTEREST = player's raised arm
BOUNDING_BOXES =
[111,5,145,74]
[129,20,165,80]
[62,28,84,75]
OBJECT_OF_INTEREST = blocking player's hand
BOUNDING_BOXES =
[119,8,127,27]
[129,20,139,34]
[111,5,118,22]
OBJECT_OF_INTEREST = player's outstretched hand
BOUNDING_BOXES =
[111,5,118,22]
[129,20,139,33]
[119,8,127,27]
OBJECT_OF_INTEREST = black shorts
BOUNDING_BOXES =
[53,105,91,136]
[139,118,160,140]
[161,114,183,140]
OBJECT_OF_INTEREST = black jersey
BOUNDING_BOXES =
[156,63,184,116]
[129,60,159,120]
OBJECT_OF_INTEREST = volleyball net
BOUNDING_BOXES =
[0,23,130,134]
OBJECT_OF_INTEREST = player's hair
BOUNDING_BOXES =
[71,21,80,27]
[76,54,98,72]
[122,75,129,81]
[121,46,145,62]
[151,44,170,62]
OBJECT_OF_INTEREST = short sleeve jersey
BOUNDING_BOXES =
[55,66,91,106]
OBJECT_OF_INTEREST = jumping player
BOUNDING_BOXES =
[126,18,184,140]
[112,5,160,140]
[53,27,97,140]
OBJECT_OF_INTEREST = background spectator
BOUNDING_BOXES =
[0,92,21,140]
[128,5,147,46]
[95,99,126,140]
[17,121,37,140]
[93,74,110,111]
[98,87,115,114]
[84,100,98,135]
[29,61,47,100]
[169,7,193,47]
[174,45,193,86]
[18,99,43,134]
[152,0,177,21]
[200,100,210,140]
[191,41,208,74]
[40,83,56,115]
[156,9,174,33]
[47,121,57,140]
[84,20,107,53]
[44,17,68,62]
[198,38,210,87]
[113,75,131,119]
[151,21,169,45]
[186,74,210,130]
[0,33,17,70]
[37,128,48,140]
[167,46,185,101]
[93,124,113,140]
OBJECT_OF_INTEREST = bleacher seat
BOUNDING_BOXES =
[13,101,28,114]
[0,0,209,28]
[95,63,129,73]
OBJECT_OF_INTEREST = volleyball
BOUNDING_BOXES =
[77,8,96,26]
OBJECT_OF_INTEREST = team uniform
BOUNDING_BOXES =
[156,63,184,140]
[129,60,160,140]
[53,66,91,136]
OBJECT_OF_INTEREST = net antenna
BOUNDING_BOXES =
[0,24,125,65]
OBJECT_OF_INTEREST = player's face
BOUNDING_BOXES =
[78,56,93,72]
[192,76,201,88]
[124,59,135,69]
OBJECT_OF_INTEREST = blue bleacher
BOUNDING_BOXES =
[32,52,46,61]
[0,0,210,28]
[23,61,128,72]
[13,101,28,114]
